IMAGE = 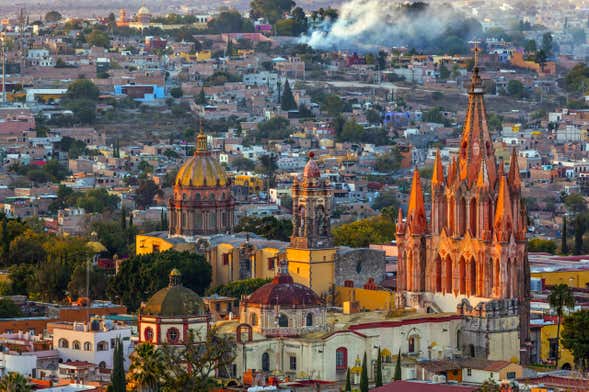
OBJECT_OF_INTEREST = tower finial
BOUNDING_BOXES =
[473,40,480,70]
[196,117,207,152]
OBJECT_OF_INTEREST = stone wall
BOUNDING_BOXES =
[335,248,386,288]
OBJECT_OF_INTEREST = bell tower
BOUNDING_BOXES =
[287,153,336,296]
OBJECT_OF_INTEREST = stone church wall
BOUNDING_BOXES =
[335,248,386,288]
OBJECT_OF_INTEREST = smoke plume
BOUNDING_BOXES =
[300,1,481,53]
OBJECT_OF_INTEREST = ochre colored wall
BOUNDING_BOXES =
[531,270,589,288]
[286,247,336,296]
[540,323,575,369]
[336,287,394,311]
[135,235,174,255]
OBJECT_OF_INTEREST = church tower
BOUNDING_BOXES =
[396,51,530,362]
[287,153,336,296]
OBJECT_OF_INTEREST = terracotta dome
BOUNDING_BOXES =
[142,270,206,317]
[245,274,322,307]
[175,131,228,188]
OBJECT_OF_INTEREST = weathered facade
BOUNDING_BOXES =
[396,59,530,362]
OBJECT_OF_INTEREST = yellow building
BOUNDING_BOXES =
[233,174,264,193]
[531,269,589,288]
[287,247,336,296]
[196,50,212,61]
[538,322,575,369]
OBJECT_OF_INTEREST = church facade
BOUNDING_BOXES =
[395,61,530,362]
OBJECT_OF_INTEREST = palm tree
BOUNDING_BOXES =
[127,342,165,392]
[548,284,576,368]
[0,372,31,392]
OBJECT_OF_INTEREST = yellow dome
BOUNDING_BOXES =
[175,131,228,188]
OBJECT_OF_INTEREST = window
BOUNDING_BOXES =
[408,336,415,353]
[344,280,354,288]
[467,368,472,376]
[97,341,108,351]
[262,352,270,372]
[58,338,69,348]
[278,314,289,327]
[267,258,275,270]
[306,313,313,327]
[144,327,154,342]
[72,340,81,350]
[336,347,348,371]
[250,313,258,326]
[167,328,180,344]
[506,372,516,379]
[223,253,229,265]
[289,356,297,370]
[111,339,116,349]
[83,342,92,351]
[549,338,558,360]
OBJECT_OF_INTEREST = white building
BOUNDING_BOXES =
[52,318,132,370]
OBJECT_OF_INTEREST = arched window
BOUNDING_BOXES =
[99,361,107,369]
[58,338,69,348]
[336,347,348,372]
[278,314,288,327]
[459,257,466,295]
[435,255,442,292]
[469,197,477,236]
[210,212,217,228]
[97,341,108,351]
[444,255,453,294]
[209,193,215,201]
[381,349,392,363]
[195,212,202,229]
[83,342,92,351]
[144,327,154,342]
[408,336,416,353]
[306,313,313,327]
[250,313,258,326]
[72,340,81,350]
[167,328,179,344]
[262,352,270,372]
[195,193,201,201]
[459,197,467,236]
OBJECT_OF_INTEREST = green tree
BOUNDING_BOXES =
[562,216,569,255]
[345,368,351,391]
[375,347,383,387]
[128,343,165,392]
[372,191,400,212]
[0,372,31,392]
[256,154,278,186]
[195,88,207,105]
[86,29,111,48]
[45,10,62,22]
[565,193,587,214]
[66,79,100,101]
[562,310,589,371]
[393,349,402,380]
[542,32,554,56]
[250,0,295,24]
[548,284,576,368]
[67,263,108,300]
[0,298,22,318]
[374,148,401,172]
[111,338,126,392]
[527,238,557,254]
[574,214,585,255]
[108,251,212,311]
[565,63,589,93]
[322,94,345,117]
[438,63,450,80]
[281,79,297,111]
[235,216,293,241]
[360,352,368,392]
[207,10,254,34]
[135,180,161,209]
[524,39,537,54]
[169,87,183,98]
[208,278,271,300]
[506,80,525,98]
[231,157,256,171]
[333,216,395,248]
[160,327,236,391]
